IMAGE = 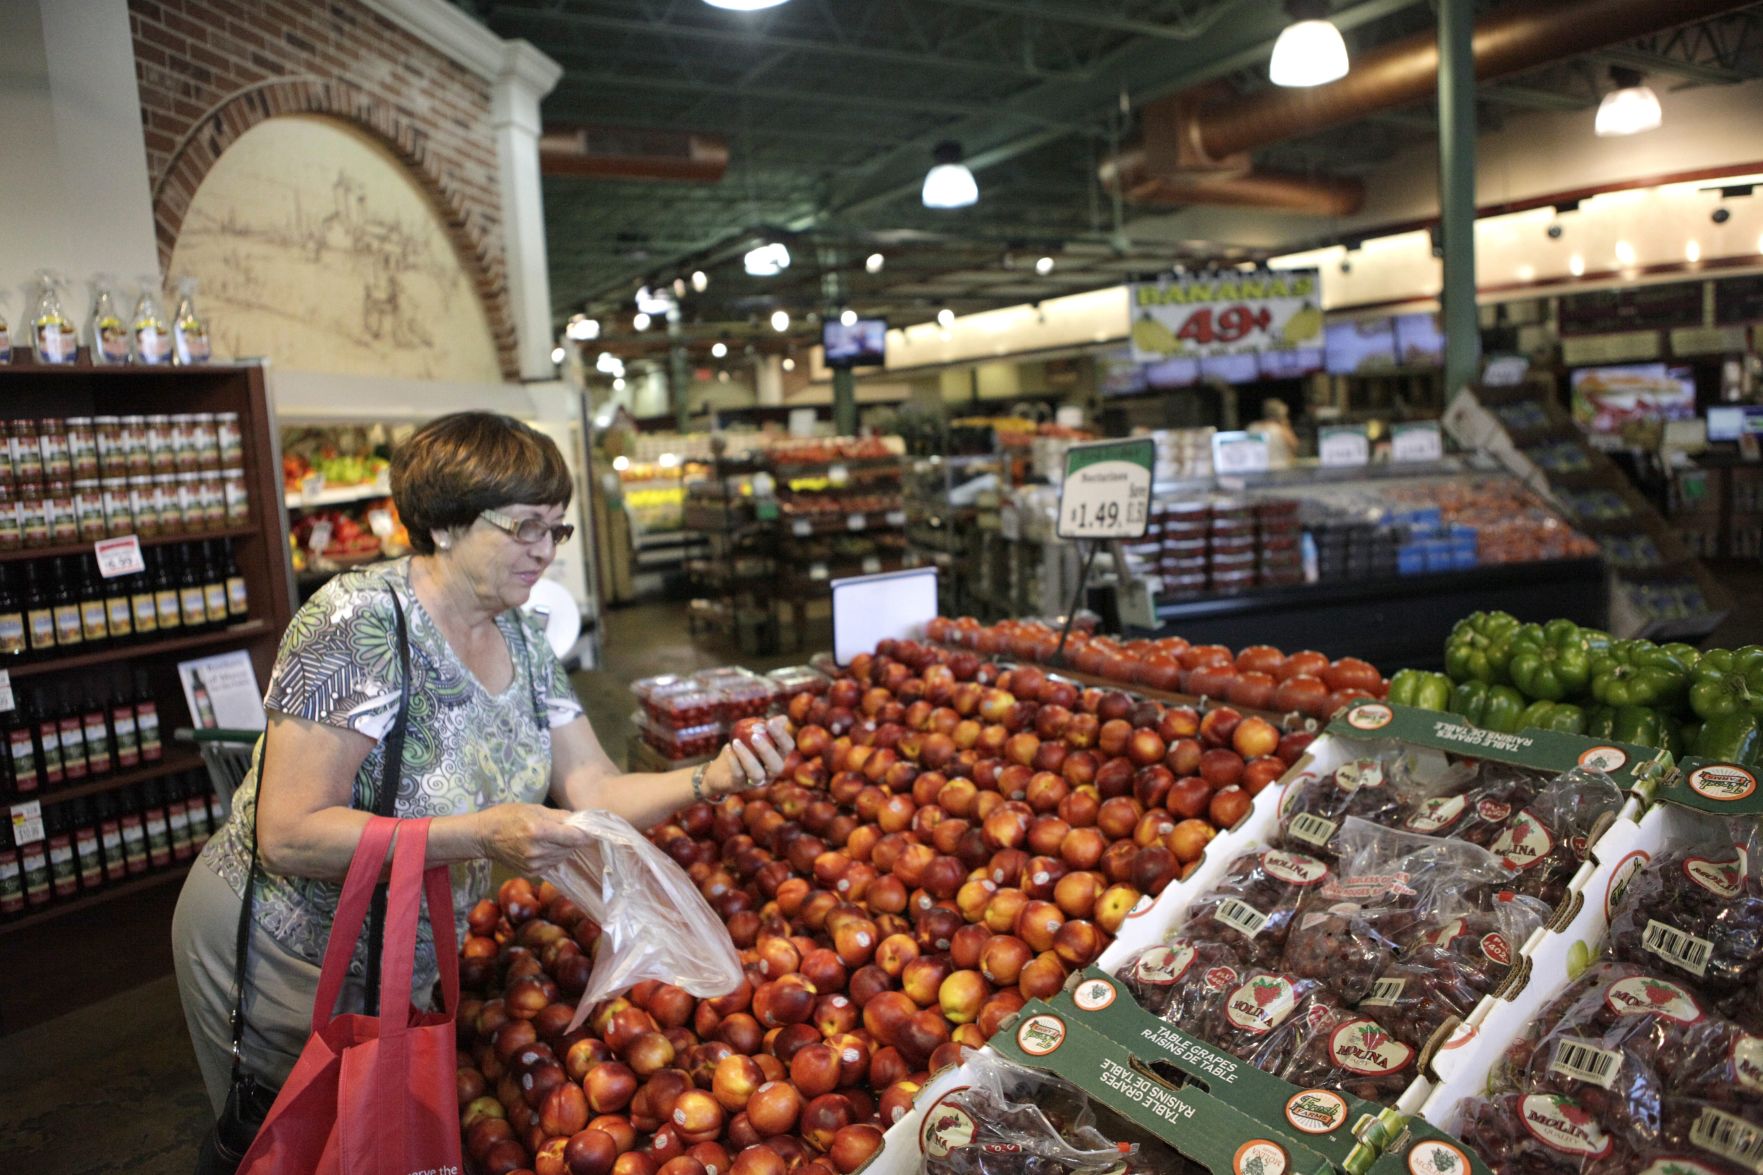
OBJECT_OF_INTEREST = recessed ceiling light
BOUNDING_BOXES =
[550,346,566,365]
[922,141,978,209]
[1035,256,1055,276]
[633,312,652,331]
[744,242,791,276]
[702,0,789,10]
[566,316,599,341]
[865,253,885,273]
[691,270,709,292]
[840,309,858,327]
[771,309,790,331]
[711,342,728,358]
[1595,67,1662,137]
[782,357,796,371]
[1270,0,1348,88]
[936,308,955,328]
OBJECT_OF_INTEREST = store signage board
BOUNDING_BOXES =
[830,567,937,665]
[1317,424,1370,468]
[1211,430,1271,476]
[1558,282,1702,336]
[10,801,43,847]
[0,670,13,713]
[1125,267,1323,362]
[1057,438,1153,540]
[1391,420,1444,463]
[1482,354,1530,387]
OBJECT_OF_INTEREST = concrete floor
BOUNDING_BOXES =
[0,576,1753,1172]
[0,599,822,1174]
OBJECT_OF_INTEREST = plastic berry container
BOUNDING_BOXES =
[633,713,724,760]
[767,665,830,698]
[648,683,723,727]
[700,669,777,720]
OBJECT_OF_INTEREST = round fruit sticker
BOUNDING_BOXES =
[1284,1090,1348,1136]
[1605,849,1652,922]
[1481,933,1511,967]
[1682,855,1743,899]
[1262,850,1330,886]
[1072,978,1117,1012]
[1406,1140,1470,1173]
[1577,746,1628,774]
[1015,1013,1067,1057]
[919,1090,976,1157]
[1603,977,1703,1024]
[1346,703,1393,731]
[1637,1158,1728,1175]
[1327,1019,1416,1077]
[1518,1094,1613,1157]
[1134,943,1199,986]
[1491,810,1554,872]
[1226,975,1300,1034]
[1404,794,1467,835]
[1733,1034,1763,1093]
[1687,764,1758,802]
[1125,892,1157,919]
[1233,1139,1289,1175]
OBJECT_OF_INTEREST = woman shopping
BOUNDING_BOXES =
[172,411,791,1120]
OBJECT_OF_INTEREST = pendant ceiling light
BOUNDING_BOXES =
[1595,67,1662,137]
[744,241,791,276]
[702,0,790,10]
[922,141,979,209]
[1269,0,1349,88]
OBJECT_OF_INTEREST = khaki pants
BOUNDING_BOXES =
[171,859,373,1117]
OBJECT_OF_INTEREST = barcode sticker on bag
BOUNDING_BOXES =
[1361,977,1405,1008]
[1644,919,1714,977]
[1690,1106,1763,1171]
[1214,898,1269,939]
[1549,1037,1623,1089]
[1288,813,1337,849]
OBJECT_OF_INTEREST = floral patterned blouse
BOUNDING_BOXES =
[201,557,584,992]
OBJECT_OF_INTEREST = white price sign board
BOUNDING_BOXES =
[94,535,146,578]
[0,670,13,713]
[1210,431,1272,476]
[10,801,43,846]
[1318,425,1370,468]
[1056,438,1154,540]
[1392,421,1445,464]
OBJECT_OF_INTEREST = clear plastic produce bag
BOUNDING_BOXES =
[542,809,745,1032]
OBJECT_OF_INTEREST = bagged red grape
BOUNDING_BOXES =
[1179,846,1332,967]
[1625,1149,1754,1175]
[1458,1091,1638,1174]
[1277,750,1410,858]
[1674,1015,1763,1106]
[1606,821,1763,1030]
[1403,761,1542,844]
[1475,768,1625,907]
[1358,895,1551,1054]
[1258,1002,1418,1104]
[921,1050,1135,1175]
[1658,1097,1763,1175]
[1281,818,1517,1003]
[1114,936,1244,1020]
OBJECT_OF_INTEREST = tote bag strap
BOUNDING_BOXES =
[372,817,436,1036]
[310,815,400,1034]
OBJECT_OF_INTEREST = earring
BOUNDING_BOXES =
[436,537,451,551]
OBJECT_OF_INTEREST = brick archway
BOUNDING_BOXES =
[151,77,517,381]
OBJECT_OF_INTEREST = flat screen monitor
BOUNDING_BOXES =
[831,567,938,665]
[1393,312,1446,367]
[1325,318,1398,375]
[1258,348,1324,379]
[1707,404,1763,441]
[1570,364,1697,434]
[1199,352,1260,384]
[822,318,888,367]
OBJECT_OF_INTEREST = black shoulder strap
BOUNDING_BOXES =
[363,588,412,1014]
[511,609,545,732]
[226,737,266,1083]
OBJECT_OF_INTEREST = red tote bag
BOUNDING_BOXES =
[238,816,463,1175]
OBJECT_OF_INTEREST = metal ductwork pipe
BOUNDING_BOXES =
[1101,148,1365,215]
[1195,0,1753,163]
[540,126,730,182]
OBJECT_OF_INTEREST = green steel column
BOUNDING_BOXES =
[1438,0,1481,396]
[833,367,857,436]
[667,311,691,431]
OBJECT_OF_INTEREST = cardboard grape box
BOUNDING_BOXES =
[1411,756,1763,1139]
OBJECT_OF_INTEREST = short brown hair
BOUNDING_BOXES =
[392,412,573,554]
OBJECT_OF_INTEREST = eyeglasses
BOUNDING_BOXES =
[479,508,574,547]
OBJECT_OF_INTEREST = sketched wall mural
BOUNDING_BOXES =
[168,115,502,383]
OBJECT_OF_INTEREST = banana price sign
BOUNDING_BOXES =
[1127,268,1323,362]
[1058,438,1153,540]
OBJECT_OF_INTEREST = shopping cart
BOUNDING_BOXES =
[174,727,262,821]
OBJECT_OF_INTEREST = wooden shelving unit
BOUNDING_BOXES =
[0,359,294,1033]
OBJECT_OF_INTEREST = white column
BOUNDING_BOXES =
[755,354,786,406]
[0,0,159,303]
[492,41,563,381]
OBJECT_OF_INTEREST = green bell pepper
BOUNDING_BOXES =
[1516,700,1587,735]
[1680,719,1702,753]
[1444,611,1520,684]
[1611,704,1673,750]
[1389,668,1453,711]
[1501,619,1593,702]
[1584,704,1615,739]
[1692,713,1761,765]
[1589,639,1692,710]
[1451,681,1526,731]
[1687,645,1763,722]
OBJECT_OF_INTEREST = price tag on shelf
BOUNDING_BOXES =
[791,519,813,537]
[1318,424,1370,468]
[885,510,906,526]
[0,670,14,713]
[1392,421,1445,464]
[809,562,829,581]
[1057,438,1154,540]
[827,464,850,487]
[861,556,882,575]
[367,509,394,538]
[94,534,146,578]
[307,520,334,554]
[10,801,43,847]
[846,513,866,532]
[1210,430,1272,476]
